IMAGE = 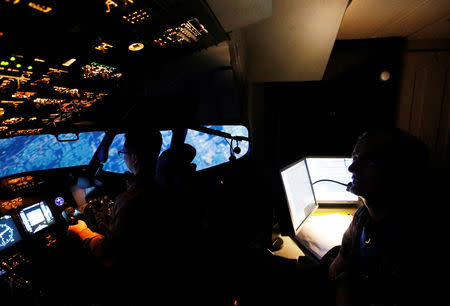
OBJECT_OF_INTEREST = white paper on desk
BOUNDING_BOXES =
[297,214,353,259]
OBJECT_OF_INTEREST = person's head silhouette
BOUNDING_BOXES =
[348,127,428,219]
[119,128,162,175]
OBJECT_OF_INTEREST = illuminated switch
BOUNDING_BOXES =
[123,9,150,24]
[55,197,65,206]
[28,2,53,13]
[95,42,114,53]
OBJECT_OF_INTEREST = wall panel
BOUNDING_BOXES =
[397,50,450,167]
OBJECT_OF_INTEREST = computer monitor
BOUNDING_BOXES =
[19,201,55,234]
[0,214,23,251]
[306,157,358,204]
[280,158,318,235]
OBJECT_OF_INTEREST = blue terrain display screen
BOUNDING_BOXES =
[0,214,22,251]
[185,125,249,171]
[0,132,105,179]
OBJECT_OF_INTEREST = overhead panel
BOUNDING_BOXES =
[0,0,230,136]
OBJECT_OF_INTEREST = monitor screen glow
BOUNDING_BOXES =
[0,214,22,251]
[306,157,358,203]
[19,201,55,234]
[280,159,318,233]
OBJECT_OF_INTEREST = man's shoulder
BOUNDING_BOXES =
[116,180,172,207]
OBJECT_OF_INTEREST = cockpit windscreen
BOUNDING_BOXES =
[19,201,55,234]
[0,214,22,251]
[0,132,105,179]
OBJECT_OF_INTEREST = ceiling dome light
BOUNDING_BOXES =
[380,70,390,81]
[128,42,144,51]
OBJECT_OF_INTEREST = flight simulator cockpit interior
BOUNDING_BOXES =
[1,1,448,305]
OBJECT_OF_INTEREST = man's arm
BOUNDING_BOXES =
[328,217,356,306]
[67,220,114,267]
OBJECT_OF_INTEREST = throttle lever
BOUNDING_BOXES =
[62,207,83,225]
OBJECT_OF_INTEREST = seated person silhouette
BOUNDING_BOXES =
[68,128,180,305]
[155,143,197,191]
[155,143,207,275]
[328,128,431,306]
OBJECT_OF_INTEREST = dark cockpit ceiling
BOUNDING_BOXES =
[0,0,237,137]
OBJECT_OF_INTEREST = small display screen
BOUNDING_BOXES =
[19,201,55,234]
[0,214,23,251]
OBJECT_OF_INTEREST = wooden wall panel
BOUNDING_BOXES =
[397,51,450,168]
[436,63,450,167]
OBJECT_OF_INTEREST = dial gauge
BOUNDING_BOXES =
[0,224,14,248]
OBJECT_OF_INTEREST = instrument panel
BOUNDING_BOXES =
[0,170,80,255]
[0,214,22,252]
[0,170,81,301]
[0,174,44,200]
[0,197,68,253]
[5,176,35,192]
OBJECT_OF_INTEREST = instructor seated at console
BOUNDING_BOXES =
[329,128,431,306]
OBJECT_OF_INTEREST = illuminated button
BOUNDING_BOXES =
[55,197,65,206]
[128,43,144,51]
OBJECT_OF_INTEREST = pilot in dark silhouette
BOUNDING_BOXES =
[68,128,178,304]
[328,128,430,306]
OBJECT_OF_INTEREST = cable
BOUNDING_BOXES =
[312,179,348,187]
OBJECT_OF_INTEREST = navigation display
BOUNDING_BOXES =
[0,214,22,251]
[19,201,55,234]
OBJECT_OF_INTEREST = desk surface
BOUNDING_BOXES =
[313,207,358,216]
[270,235,305,259]
[271,206,358,260]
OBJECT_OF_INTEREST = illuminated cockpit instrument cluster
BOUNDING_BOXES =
[123,9,150,25]
[0,0,228,137]
[82,62,122,80]
[0,197,23,211]
[153,18,208,48]
[0,52,114,137]
[7,176,35,192]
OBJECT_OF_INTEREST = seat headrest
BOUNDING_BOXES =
[160,143,196,165]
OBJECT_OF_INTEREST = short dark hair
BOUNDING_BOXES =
[124,128,162,169]
[359,127,429,179]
